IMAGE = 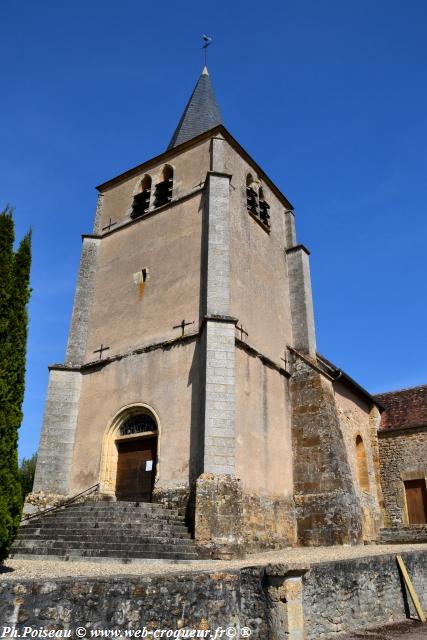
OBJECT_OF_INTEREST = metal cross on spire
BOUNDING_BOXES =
[202,34,213,67]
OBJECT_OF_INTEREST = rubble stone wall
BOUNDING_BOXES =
[378,426,427,526]
[1,552,426,638]
[290,358,362,545]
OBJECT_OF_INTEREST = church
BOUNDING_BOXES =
[30,66,388,559]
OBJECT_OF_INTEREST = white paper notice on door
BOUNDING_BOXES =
[146,460,153,471]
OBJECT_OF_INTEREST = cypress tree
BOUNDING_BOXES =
[0,206,32,562]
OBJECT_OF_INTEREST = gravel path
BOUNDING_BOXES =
[2,543,427,581]
[339,620,426,639]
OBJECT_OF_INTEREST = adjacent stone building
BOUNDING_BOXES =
[376,384,427,528]
[32,66,387,557]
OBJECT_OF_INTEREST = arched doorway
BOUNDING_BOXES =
[99,405,159,502]
[115,413,158,501]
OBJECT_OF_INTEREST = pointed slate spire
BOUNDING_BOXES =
[167,67,223,149]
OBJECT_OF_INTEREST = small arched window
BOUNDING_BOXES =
[246,174,258,216]
[356,435,369,491]
[154,165,173,208]
[131,175,152,218]
[258,187,271,229]
[119,412,157,437]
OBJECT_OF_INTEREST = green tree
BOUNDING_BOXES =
[0,206,31,562]
[19,453,37,499]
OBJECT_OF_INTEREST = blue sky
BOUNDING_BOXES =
[1,0,426,460]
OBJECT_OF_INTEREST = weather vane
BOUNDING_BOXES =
[202,34,213,67]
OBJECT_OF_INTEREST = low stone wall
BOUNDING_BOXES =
[304,551,427,637]
[1,551,426,638]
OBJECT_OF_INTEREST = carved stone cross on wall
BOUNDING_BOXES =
[236,324,248,341]
[173,319,194,337]
[281,350,290,373]
[102,218,117,232]
[93,344,110,360]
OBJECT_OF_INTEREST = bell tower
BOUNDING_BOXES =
[33,66,384,557]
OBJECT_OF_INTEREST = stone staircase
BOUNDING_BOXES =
[10,501,200,563]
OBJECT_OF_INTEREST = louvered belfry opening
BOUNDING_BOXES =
[131,175,152,219]
[246,174,258,215]
[154,165,173,208]
[259,188,271,229]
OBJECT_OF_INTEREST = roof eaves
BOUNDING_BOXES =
[317,353,385,412]
[96,125,294,211]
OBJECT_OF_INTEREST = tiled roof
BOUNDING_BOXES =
[167,67,222,149]
[375,384,427,431]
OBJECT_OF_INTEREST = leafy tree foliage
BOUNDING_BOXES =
[19,453,37,499]
[0,206,31,562]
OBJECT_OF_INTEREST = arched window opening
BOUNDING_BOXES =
[154,165,173,208]
[356,435,369,491]
[258,187,271,229]
[119,413,157,437]
[131,175,151,218]
[246,174,258,216]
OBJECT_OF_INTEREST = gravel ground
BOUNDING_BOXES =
[1,543,427,580]
[339,620,427,639]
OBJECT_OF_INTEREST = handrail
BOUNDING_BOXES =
[22,483,100,522]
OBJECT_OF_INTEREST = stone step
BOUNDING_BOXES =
[16,530,191,542]
[11,547,199,560]
[14,540,195,553]
[29,513,185,525]
[23,518,187,531]
[379,527,427,544]
[51,504,180,516]
[20,523,189,536]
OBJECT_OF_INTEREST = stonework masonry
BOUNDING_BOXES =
[286,245,316,357]
[379,426,427,526]
[1,551,426,638]
[65,237,100,366]
[291,358,363,545]
[33,369,82,495]
[203,321,236,475]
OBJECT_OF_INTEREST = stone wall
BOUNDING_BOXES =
[304,551,427,637]
[334,382,384,541]
[1,551,426,638]
[378,426,427,526]
[290,358,363,546]
[194,474,297,559]
[241,493,297,553]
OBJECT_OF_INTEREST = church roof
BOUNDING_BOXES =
[376,384,427,432]
[167,67,223,149]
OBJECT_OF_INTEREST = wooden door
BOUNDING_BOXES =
[115,437,157,502]
[404,479,427,525]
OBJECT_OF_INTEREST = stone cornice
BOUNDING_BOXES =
[82,185,205,242]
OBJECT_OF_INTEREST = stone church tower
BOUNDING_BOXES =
[33,67,385,557]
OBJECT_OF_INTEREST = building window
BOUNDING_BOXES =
[119,413,157,437]
[154,165,173,208]
[258,187,271,229]
[131,175,151,218]
[246,174,271,231]
[246,174,258,215]
[356,435,369,491]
